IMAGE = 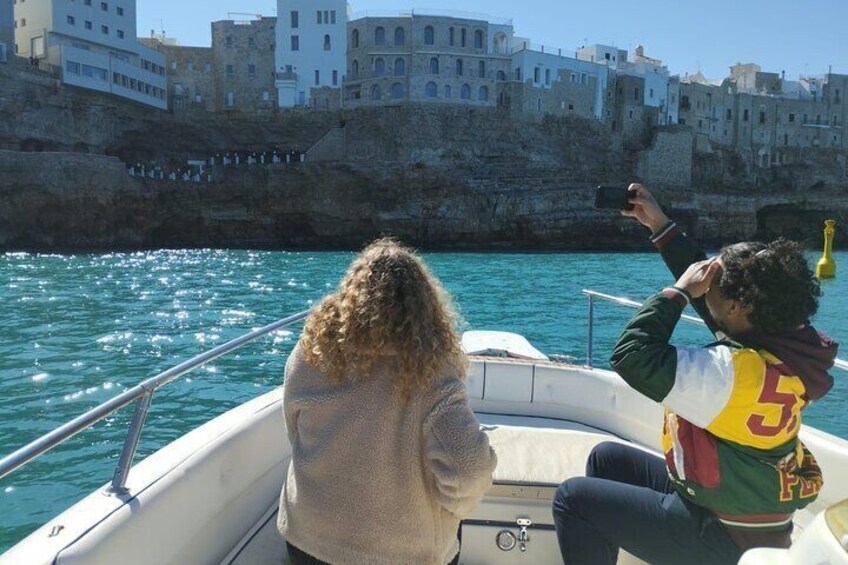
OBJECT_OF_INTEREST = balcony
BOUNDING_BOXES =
[275,70,297,81]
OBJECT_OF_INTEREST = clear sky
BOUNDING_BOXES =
[137,0,848,81]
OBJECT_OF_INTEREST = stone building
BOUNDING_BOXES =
[140,36,216,112]
[213,17,277,112]
[275,0,347,108]
[678,66,848,165]
[12,0,166,109]
[510,42,611,120]
[344,12,513,108]
[0,0,12,62]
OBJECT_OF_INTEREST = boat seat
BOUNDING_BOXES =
[480,415,657,498]
[222,504,288,565]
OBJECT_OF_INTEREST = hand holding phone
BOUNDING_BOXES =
[594,186,635,211]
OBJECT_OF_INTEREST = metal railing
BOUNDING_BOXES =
[583,289,848,373]
[0,310,310,493]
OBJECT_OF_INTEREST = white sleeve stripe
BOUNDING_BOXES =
[663,346,735,428]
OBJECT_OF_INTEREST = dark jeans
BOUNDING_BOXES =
[552,442,742,565]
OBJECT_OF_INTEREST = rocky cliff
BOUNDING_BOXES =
[2,64,847,252]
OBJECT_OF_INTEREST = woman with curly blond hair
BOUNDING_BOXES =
[277,238,497,565]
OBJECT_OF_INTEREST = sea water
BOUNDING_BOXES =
[1,250,846,551]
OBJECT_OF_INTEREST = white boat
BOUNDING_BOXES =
[1,291,847,564]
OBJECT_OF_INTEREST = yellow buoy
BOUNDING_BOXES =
[816,220,837,279]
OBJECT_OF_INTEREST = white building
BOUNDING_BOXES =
[511,41,610,119]
[0,0,13,62]
[275,0,347,108]
[576,44,627,69]
[13,0,167,109]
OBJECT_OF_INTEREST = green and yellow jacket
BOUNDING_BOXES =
[610,222,838,549]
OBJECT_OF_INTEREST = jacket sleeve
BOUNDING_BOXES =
[424,382,497,518]
[282,342,305,444]
[651,221,721,337]
[609,289,687,402]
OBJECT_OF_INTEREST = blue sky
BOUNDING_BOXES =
[137,0,848,81]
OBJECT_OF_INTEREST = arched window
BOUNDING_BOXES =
[429,57,439,75]
[374,58,385,76]
[425,82,438,98]
[456,59,463,77]
[474,30,483,49]
[352,29,359,49]
[496,70,506,81]
[394,58,405,76]
[424,26,435,45]
[370,84,382,101]
[478,60,486,78]
[324,34,331,51]
[461,84,471,100]
[445,85,452,99]
[478,86,489,101]
[391,83,404,100]
[375,27,385,46]
[394,27,405,45]
[351,59,359,78]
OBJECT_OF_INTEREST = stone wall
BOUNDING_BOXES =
[212,18,277,112]
[636,127,693,188]
[140,39,216,112]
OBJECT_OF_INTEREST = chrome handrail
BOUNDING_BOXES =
[0,309,310,492]
[583,289,848,373]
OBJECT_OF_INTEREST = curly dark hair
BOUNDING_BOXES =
[717,239,821,333]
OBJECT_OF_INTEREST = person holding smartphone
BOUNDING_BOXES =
[552,184,838,564]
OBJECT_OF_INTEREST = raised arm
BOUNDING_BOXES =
[623,184,721,336]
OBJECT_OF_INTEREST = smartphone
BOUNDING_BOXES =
[594,186,635,211]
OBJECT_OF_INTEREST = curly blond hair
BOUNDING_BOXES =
[300,238,466,396]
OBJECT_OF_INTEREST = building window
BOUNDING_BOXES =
[496,70,505,81]
[249,64,256,77]
[425,82,438,98]
[248,37,256,48]
[19,18,25,27]
[649,88,654,98]
[374,58,385,76]
[370,84,381,101]
[461,28,467,47]
[461,84,471,100]
[424,26,434,45]
[85,20,92,30]
[478,85,489,101]
[351,59,359,78]
[545,68,550,85]
[743,109,749,122]
[449,27,455,46]
[534,67,540,83]
[394,27,405,46]
[67,15,75,25]
[291,36,299,51]
[581,73,587,84]
[66,61,80,74]
[84,0,91,4]
[315,70,319,85]
[474,30,483,49]
[445,85,452,98]
[291,10,298,29]
[101,25,108,35]
[331,11,336,24]
[456,59,463,77]
[117,30,124,39]
[759,111,766,124]
[375,27,385,46]
[332,70,338,86]
[101,2,107,11]
[479,60,486,78]
[429,57,439,74]
[324,34,331,50]
[789,113,795,122]
[117,6,123,16]
[316,10,322,24]
[391,83,404,100]
[394,58,405,76]
[226,92,235,107]
[352,29,359,48]
[226,36,232,47]
[634,87,640,100]
[226,64,233,76]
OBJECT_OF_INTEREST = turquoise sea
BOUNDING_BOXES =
[1,250,846,552]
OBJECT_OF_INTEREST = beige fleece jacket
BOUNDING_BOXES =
[277,342,497,565]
